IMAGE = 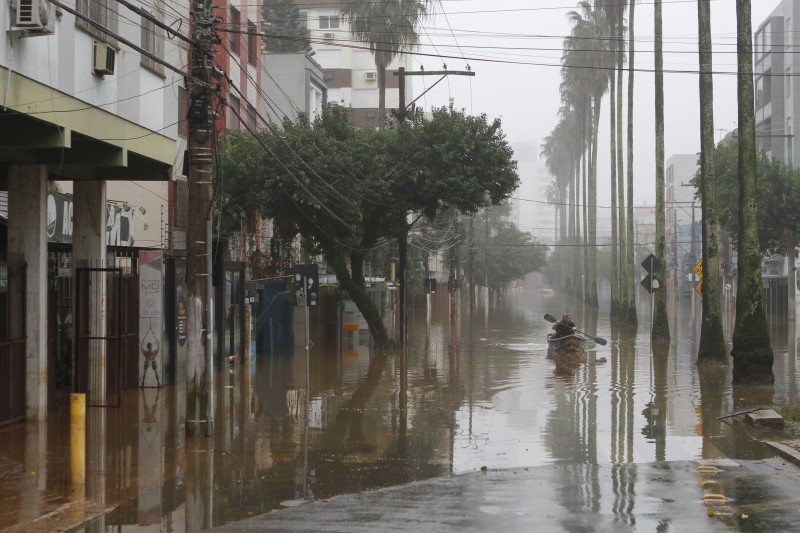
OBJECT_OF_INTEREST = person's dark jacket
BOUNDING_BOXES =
[555,320,576,337]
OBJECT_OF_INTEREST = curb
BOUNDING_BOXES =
[762,440,800,468]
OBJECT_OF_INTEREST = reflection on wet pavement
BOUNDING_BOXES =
[0,291,796,531]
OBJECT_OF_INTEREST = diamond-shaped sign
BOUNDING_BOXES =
[695,280,702,295]
[694,259,703,278]
[641,253,662,273]
[641,273,661,294]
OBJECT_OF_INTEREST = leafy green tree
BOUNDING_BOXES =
[217,103,518,346]
[698,142,800,257]
[338,0,430,129]
[732,0,773,384]
[262,0,311,53]
[472,218,548,295]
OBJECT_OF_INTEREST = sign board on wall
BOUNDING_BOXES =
[139,250,163,388]
[46,190,137,246]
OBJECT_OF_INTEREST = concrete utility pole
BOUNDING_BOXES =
[186,0,216,438]
[394,67,476,342]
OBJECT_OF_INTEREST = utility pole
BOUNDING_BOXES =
[394,67,475,342]
[186,0,216,438]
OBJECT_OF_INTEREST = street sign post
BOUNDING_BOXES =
[694,259,703,296]
[640,254,662,294]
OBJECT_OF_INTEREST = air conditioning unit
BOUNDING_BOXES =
[323,71,334,81]
[365,71,376,81]
[93,41,116,76]
[12,0,55,35]
[323,32,334,40]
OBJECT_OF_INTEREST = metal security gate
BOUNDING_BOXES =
[0,256,26,427]
[75,263,137,407]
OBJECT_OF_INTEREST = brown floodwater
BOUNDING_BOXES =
[0,289,795,531]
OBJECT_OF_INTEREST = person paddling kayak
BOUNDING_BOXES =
[552,313,577,338]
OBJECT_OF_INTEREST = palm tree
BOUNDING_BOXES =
[338,0,430,129]
[652,0,669,340]
[697,0,726,363]
[599,0,625,318]
[624,0,638,326]
[564,1,609,307]
[731,0,773,384]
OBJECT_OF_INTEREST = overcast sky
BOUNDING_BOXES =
[410,0,781,238]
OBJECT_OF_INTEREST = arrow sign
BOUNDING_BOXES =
[641,253,662,273]
[641,274,661,294]
[694,259,703,278]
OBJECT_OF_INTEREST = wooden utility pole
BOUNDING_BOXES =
[394,67,475,342]
[186,0,216,438]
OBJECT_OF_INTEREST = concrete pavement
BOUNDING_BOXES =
[207,457,800,532]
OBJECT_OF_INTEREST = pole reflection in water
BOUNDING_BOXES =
[10,292,800,531]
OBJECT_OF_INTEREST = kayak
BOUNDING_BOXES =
[545,332,587,353]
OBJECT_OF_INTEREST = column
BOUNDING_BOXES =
[73,180,108,402]
[7,164,48,420]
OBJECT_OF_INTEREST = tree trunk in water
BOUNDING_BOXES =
[732,0,774,384]
[609,62,619,317]
[330,253,390,347]
[697,0,727,364]
[652,0,670,341]
[625,0,638,327]
[588,93,601,308]
[616,17,627,321]
[583,97,589,302]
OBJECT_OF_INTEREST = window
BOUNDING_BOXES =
[316,50,341,69]
[319,15,339,29]
[76,0,119,44]
[140,3,165,76]
[246,103,257,131]
[788,18,792,49]
[227,94,240,130]
[230,7,240,55]
[297,9,309,29]
[248,21,258,65]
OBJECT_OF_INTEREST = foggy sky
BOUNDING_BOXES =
[412,0,781,240]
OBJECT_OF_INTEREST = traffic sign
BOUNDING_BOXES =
[641,253,662,273]
[694,259,703,278]
[641,274,661,294]
[695,280,702,295]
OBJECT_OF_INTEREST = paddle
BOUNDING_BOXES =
[544,314,608,346]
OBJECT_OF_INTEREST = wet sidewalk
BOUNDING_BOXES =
[208,458,800,532]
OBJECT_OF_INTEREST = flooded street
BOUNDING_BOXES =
[1,290,799,531]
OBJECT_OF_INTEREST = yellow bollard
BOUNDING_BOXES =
[70,393,86,490]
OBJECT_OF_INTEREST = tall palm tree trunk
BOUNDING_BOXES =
[583,102,590,302]
[617,16,628,321]
[652,0,669,340]
[625,0,638,327]
[697,0,727,363]
[731,0,774,383]
[588,93,601,307]
[610,59,619,315]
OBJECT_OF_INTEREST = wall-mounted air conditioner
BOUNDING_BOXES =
[93,41,116,76]
[323,32,334,40]
[11,0,55,36]
[365,71,376,81]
